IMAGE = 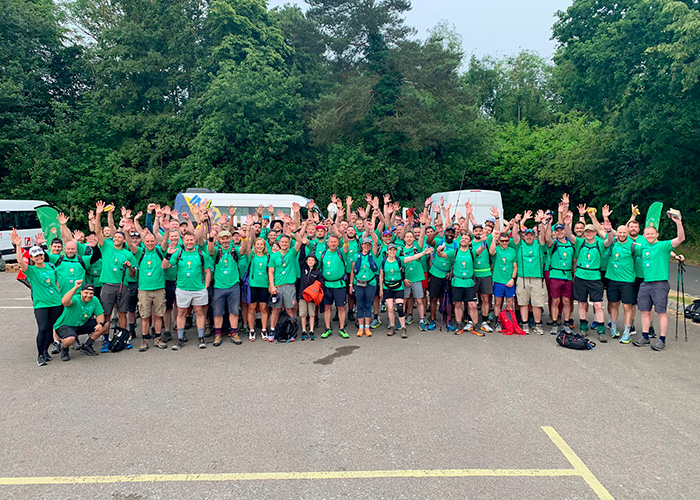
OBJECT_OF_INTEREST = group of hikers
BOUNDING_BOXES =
[11,192,686,366]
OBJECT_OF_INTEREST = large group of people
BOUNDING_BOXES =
[11,193,686,367]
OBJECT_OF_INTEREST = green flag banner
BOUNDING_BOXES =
[35,205,61,242]
[645,201,663,230]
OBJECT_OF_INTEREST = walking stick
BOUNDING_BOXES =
[676,261,687,341]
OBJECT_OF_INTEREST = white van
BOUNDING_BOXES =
[428,190,504,226]
[173,191,323,225]
[0,200,47,261]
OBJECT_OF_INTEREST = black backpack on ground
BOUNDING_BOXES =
[109,327,131,353]
[274,311,299,342]
[684,299,700,323]
[556,326,596,350]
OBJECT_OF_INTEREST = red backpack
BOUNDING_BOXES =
[498,310,527,336]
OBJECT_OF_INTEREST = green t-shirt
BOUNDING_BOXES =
[631,235,645,278]
[574,238,606,281]
[450,247,476,288]
[169,248,212,291]
[86,257,103,288]
[320,248,346,288]
[54,295,105,329]
[268,248,298,286]
[430,238,458,278]
[605,239,638,283]
[472,235,493,277]
[639,239,674,282]
[137,247,166,291]
[235,244,249,278]
[515,240,545,279]
[381,256,404,291]
[402,243,425,283]
[48,254,91,292]
[248,253,270,288]
[492,246,517,285]
[25,264,62,308]
[212,246,242,289]
[344,238,361,274]
[547,239,575,281]
[353,253,378,286]
[99,239,137,285]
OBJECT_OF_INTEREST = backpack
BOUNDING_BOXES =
[354,253,378,275]
[320,249,347,281]
[176,247,206,281]
[576,241,603,272]
[498,309,527,336]
[556,326,596,350]
[55,255,88,272]
[215,247,239,265]
[685,299,700,323]
[108,327,131,353]
[274,311,299,342]
[137,248,164,279]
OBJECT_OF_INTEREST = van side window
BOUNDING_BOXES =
[16,211,40,230]
[0,212,17,231]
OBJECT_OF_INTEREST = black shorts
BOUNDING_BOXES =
[607,280,636,305]
[474,276,492,296]
[323,286,347,307]
[428,274,450,300]
[382,288,404,301]
[573,278,604,303]
[57,318,98,339]
[452,285,477,303]
[250,286,270,304]
[165,280,176,310]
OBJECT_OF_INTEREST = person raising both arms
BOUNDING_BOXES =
[488,226,518,326]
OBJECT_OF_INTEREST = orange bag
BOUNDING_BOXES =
[302,280,324,305]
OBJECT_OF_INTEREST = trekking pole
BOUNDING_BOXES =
[680,261,687,341]
[114,264,128,338]
[675,262,680,341]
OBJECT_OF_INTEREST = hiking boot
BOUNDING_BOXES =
[388,325,396,336]
[480,321,493,333]
[321,329,333,339]
[198,338,206,349]
[213,334,222,347]
[419,320,427,331]
[309,331,316,341]
[60,348,70,362]
[470,323,485,336]
[598,332,607,343]
[301,331,308,341]
[79,343,98,356]
[633,337,651,347]
[338,329,349,339]
[139,339,149,352]
[651,339,666,351]
[50,341,61,355]
[171,340,185,350]
[154,338,167,349]
[370,318,381,329]
[620,332,632,344]
[161,331,172,344]
[580,321,589,336]
[427,321,436,330]
[406,314,414,325]
[401,327,407,339]
[532,324,544,335]
[37,354,47,366]
[231,334,242,345]
[454,323,464,335]
[550,322,559,335]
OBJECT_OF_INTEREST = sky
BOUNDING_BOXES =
[268,0,573,60]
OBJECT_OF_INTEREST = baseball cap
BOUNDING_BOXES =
[382,230,392,236]
[316,225,326,230]
[81,282,95,292]
[218,230,231,237]
[388,243,398,250]
[523,228,535,234]
[444,226,456,233]
[584,224,596,232]
[29,246,44,257]
[485,218,496,225]
[362,237,372,244]
[554,223,565,230]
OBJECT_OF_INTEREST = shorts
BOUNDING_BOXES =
[452,285,477,303]
[57,319,98,339]
[212,286,241,317]
[165,280,176,310]
[272,283,297,309]
[548,278,573,300]
[474,276,493,296]
[250,286,269,304]
[403,281,425,300]
[175,288,209,308]
[607,280,636,305]
[127,282,139,313]
[516,277,547,307]
[428,274,450,300]
[101,283,130,314]
[573,278,604,303]
[637,281,670,313]
[382,288,404,301]
[493,282,515,299]
[138,289,166,318]
[323,286,347,307]
[299,299,316,318]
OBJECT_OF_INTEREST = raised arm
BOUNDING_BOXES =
[404,246,433,263]
[94,201,106,246]
[488,230,499,256]
[11,229,28,273]
[670,212,685,248]
[62,279,82,307]
[58,213,74,243]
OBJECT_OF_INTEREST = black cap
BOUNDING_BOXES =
[81,282,95,292]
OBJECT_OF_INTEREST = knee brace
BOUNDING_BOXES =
[396,302,405,318]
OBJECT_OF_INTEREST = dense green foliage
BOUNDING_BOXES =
[1,0,698,238]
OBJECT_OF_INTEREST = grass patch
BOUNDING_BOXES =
[679,244,700,266]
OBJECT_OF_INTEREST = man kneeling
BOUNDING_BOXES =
[54,280,106,361]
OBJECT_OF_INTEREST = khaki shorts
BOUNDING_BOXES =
[516,277,546,308]
[138,289,166,318]
[299,299,316,318]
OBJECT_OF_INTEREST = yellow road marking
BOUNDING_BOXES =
[0,469,579,485]
[542,426,615,500]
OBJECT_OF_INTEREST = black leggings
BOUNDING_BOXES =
[34,306,63,356]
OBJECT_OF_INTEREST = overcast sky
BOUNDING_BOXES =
[268,0,573,60]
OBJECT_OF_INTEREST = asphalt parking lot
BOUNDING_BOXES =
[2,271,700,500]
